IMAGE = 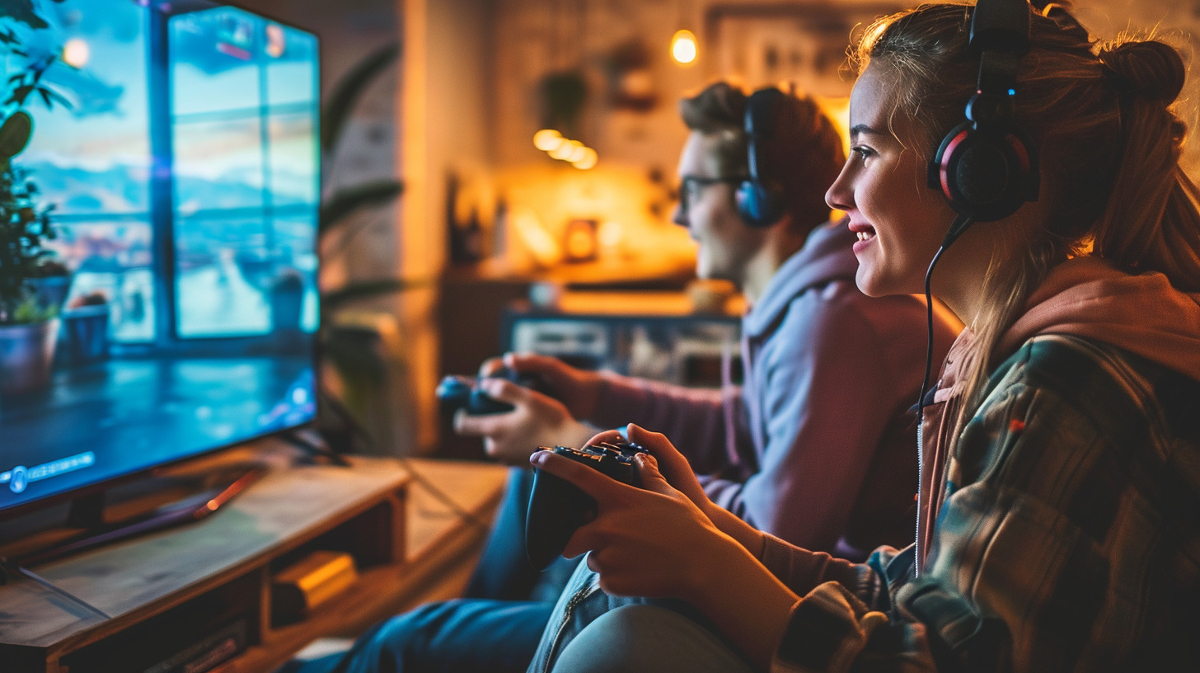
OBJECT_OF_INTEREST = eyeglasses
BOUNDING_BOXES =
[677,175,748,216]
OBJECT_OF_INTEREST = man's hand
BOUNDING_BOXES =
[480,353,604,420]
[455,377,595,464]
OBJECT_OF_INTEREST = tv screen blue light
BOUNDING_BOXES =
[0,0,319,513]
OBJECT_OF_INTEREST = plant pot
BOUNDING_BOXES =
[0,318,60,396]
[27,276,72,312]
[61,304,110,364]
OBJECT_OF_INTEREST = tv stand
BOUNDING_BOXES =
[0,436,420,673]
[13,463,266,569]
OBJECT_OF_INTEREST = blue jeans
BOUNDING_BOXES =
[282,599,554,673]
[465,467,581,604]
[282,468,577,673]
[526,558,755,673]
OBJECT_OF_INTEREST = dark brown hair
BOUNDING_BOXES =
[679,81,846,231]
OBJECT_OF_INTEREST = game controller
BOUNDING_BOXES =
[525,440,649,570]
[435,365,546,416]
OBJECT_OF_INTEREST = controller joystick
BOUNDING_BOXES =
[525,440,649,570]
[435,365,546,416]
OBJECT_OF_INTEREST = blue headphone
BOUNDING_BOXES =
[927,0,1040,224]
[736,87,787,227]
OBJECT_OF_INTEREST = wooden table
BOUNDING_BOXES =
[0,438,508,673]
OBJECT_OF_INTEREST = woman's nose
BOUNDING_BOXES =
[825,162,853,212]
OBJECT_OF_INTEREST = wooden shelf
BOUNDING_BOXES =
[0,440,508,673]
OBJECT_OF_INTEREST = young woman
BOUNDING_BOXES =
[523,2,1200,671]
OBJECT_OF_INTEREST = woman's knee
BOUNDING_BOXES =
[550,605,754,673]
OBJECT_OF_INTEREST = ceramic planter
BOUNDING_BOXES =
[0,318,60,396]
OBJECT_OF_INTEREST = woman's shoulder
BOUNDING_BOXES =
[979,334,1200,456]
[991,334,1195,402]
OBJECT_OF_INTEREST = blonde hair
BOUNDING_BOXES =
[856,1,1200,426]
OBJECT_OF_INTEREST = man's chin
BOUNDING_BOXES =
[695,258,729,283]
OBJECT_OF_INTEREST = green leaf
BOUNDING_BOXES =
[318,180,403,237]
[0,111,33,160]
[37,86,72,111]
[321,41,400,154]
[7,84,34,108]
[0,0,48,29]
[321,276,431,313]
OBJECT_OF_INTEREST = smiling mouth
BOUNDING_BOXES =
[853,226,876,243]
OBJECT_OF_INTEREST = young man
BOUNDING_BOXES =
[283,82,957,673]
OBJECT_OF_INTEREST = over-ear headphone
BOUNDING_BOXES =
[736,87,787,227]
[927,0,1040,223]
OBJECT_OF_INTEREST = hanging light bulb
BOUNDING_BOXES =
[566,143,590,164]
[671,30,697,66]
[550,139,579,161]
[533,129,563,152]
[571,147,598,170]
[62,39,91,69]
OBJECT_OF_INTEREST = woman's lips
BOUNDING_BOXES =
[847,221,876,250]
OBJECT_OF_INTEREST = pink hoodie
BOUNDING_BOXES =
[917,257,1200,569]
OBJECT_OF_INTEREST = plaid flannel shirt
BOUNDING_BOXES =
[764,334,1200,672]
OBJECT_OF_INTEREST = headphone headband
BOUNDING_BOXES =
[927,0,1040,223]
[970,0,1030,55]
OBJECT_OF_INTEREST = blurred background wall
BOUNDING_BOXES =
[237,0,1200,456]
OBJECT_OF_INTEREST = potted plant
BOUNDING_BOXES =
[28,256,71,311]
[61,290,110,365]
[0,123,62,394]
[1,22,73,395]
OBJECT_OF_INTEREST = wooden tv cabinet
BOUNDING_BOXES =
[0,438,500,673]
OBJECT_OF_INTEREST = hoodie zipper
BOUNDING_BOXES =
[915,416,923,580]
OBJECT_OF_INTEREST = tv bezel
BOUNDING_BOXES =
[0,0,324,522]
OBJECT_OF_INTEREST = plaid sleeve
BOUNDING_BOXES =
[769,546,936,673]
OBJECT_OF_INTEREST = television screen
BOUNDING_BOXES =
[0,0,319,513]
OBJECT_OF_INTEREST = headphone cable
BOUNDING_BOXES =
[915,213,972,576]
[918,213,974,415]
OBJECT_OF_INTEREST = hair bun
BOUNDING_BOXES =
[1099,40,1186,103]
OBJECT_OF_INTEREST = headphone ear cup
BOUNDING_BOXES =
[736,179,785,228]
[929,121,1037,222]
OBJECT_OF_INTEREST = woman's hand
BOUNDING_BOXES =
[622,424,768,558]
[530,428,747,601]
[530,429,801,669]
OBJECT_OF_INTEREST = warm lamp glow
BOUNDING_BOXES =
[671,30,697,65]
[549,140,579,160]
[533,128,563,151]
[599,220,623,247]
[571,147,598,170]
[567,144,590,163]
[62,38,90,68]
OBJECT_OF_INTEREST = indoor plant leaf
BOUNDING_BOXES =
[320,276,431,315]
[318,180,404,237]
[0,111,32,159]
[320,41,400,154]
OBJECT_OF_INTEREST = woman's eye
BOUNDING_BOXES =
[852,146,875,160]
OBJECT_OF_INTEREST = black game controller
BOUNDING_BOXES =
[436,365,546,416]
[525,440,649,570]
